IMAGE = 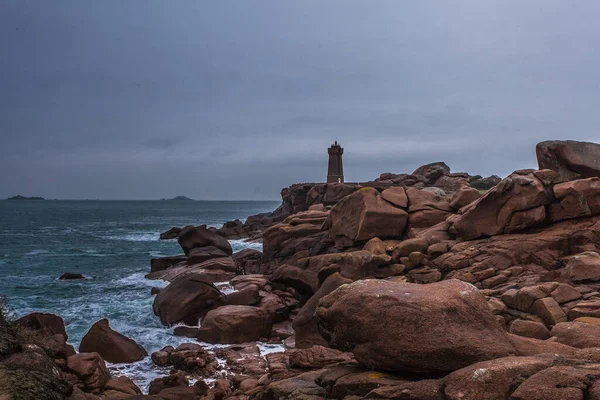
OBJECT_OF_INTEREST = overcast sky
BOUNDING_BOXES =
[1,1,600,200]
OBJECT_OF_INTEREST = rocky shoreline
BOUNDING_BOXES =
[5,139,600,399]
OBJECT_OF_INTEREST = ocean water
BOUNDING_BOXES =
[0,200,279,389]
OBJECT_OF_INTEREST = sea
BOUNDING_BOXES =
[0,199,280,389]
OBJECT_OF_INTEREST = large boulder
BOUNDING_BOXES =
[66,352,111,394]
[153,273,226,326]
[451,170,554,240]
[315,279,516,373]
[443,354,558,400]
[177,225,232,256]
[293,272,353,349]
[196,305,272,344]
[550,321,600,348]
[449,186,482,210]
[536,140,600,181]
[565,251,600,283]
[552,178,600,222]
[15,312,68,339]
[79,319,147,363]
[412,162,451,184]
[328,187,408,248]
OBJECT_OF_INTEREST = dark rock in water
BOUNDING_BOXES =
[196,305,272,344]
[150,287,162,295]
[7,195,45,200]
[152,273,226,326]
[15,312,68,340]
[159,227,182,240]
[537,140,600,181]
[316,279,516,373]
[59,272,85,280]
[173,326,199,338]
[177,225,232,256]
[79,318,147,363]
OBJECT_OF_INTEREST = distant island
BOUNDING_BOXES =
[7,195,45,200]
[160,196,194,201]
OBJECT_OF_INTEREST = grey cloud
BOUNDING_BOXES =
[1,0,600,199]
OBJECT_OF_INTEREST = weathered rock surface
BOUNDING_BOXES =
[451,170,554,240]
[177,225,232,256]
[197,306,272,344]
[328,187,408,248]
[537,139,600,181]
[79,319,147,363]
[66,352,110,394]
[152,273,226,326]
[316,279,516,373]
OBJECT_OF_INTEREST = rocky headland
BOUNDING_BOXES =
[6,139,600,399]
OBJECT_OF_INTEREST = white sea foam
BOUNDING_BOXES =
[258,342,285,356]
[112,272,162,287]
[102,233,159,242]
[25,249,50,256]
[229,240,263,252]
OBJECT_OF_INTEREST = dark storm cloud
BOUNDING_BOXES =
[1,0,600,199]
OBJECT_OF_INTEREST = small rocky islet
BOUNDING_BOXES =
[6,139,600,399]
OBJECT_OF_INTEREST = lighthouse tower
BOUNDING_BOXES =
[327,141,344,183]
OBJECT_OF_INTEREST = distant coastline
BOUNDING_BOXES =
[160,195,194,201]
[7,195,45,200]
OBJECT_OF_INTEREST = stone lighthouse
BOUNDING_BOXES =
[327,141,344,183]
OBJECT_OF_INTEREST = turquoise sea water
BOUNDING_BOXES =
[0,200,278,388]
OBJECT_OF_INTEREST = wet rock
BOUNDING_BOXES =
[162,343,218,376]
[197,306,272,344]
[160,227,182,240]
[316,279,516,373]
[79,319,147,364]
[152,273,226,326]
